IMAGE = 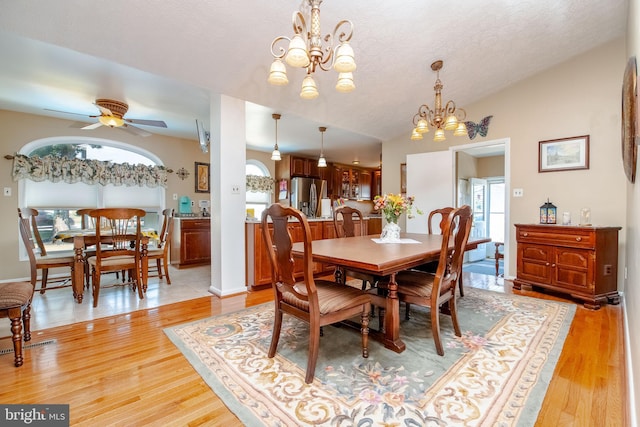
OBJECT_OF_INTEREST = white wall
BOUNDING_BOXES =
[625,0,639,424]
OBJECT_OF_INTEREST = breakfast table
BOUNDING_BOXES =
[292,233,491,353]
[54,228,154,303]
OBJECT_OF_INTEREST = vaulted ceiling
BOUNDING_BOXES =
[0,0,628,167]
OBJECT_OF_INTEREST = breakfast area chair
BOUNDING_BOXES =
[86,208,148,308]
[18,208,75,295]
[147,208,174,284]
[382,205,472,356]
[332,206,379,290]
[262,203,371,384]
[0,281,35,367]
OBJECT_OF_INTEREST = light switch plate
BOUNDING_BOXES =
[513,188,523,197]
[3,187,10,196]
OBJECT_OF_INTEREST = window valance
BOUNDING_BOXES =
[246,174,274,193]
[11,154,169,188]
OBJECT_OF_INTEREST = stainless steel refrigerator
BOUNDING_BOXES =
[290,177,327,218]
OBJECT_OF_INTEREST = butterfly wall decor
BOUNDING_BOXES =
[465,115,493,139]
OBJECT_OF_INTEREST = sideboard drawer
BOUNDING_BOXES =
[517,225,594,249]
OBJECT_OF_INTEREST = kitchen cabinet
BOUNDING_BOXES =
[291,156,320,178]
[372,170,382,199]
[514,224,621,309]
[246,220,324,289]
[336,165,377,200]
[170,218,211,268]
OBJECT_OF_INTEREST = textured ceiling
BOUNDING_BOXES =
[0,0,628,167]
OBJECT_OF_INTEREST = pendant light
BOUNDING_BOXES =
[318,126,327,167]
[271,113,282,161]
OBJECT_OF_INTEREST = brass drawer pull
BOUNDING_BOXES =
[523,232,529,237]
[576,237,582,241]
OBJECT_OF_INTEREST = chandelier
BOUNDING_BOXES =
[410,60,467,142]
[267,0,356,100]
[318,127,327,167]
[271,114,282,161]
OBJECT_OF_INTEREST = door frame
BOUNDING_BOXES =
[450,138,511,278]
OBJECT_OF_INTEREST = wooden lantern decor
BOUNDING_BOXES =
[539,199,557,224]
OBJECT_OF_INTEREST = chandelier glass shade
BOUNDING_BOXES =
[268,0,356,99]
[271,114,282,161]
[411,60,467,142]
[318,126,327,167]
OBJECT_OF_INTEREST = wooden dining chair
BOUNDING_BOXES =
[262,203,371,384]
[385,205,472,356]
[86,208,147,307]
[0,281,35,367]
[412,206,470,295]
[332,206,379,290]
[147,208,174,284]
[17,208,75,294]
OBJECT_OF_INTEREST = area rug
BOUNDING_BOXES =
[164,288,575,426]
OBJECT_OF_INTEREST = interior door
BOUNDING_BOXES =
[406,151,454,234]
[468,178,488,261]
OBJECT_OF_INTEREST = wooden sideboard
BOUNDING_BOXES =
[170,218,211,268]
[514,224,621,309]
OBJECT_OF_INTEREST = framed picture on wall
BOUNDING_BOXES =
[400,163,407,195]
[195,162,210,193]
[538,135,590,173]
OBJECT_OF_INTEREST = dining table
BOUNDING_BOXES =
[54,228,155,304]
[291,233,491,353]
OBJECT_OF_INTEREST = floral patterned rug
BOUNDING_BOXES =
[164,288,575,426]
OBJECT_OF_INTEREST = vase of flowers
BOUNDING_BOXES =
[373,193,422,242]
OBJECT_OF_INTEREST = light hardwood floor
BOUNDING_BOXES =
[0,266,627,426]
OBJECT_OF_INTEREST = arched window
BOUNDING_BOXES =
[245,160,271,220]
[18,136,165,254]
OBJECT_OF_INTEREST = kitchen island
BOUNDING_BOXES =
[245,215,381,290]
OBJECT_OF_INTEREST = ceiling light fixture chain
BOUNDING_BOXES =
[411,60,468,142]
[318,126,327,167]
[268,0,356,99]
[271,113,282,161]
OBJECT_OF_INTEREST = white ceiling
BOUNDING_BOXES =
[0,0,628,168]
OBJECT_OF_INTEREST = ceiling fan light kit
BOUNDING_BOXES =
[46,98,167,137]
[410,60,467,142]
[268,0,356,99]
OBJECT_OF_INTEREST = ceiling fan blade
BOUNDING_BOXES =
[94,104,113,116]
[82,122,103,130]
[121,124,151,137]
[45,108,98,118]
[125,118,167,128]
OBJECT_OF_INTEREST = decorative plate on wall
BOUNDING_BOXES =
[622,56,637,183]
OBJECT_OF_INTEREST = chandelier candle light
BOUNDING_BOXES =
[374,193,423,242]
[411,60,468,142]
[268,0,356,99]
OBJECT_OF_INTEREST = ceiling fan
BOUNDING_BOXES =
[46,98,167,137]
